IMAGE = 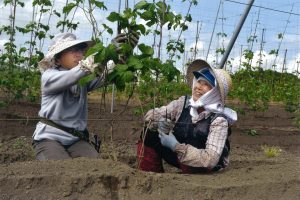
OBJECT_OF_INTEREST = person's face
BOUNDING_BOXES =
[192,79,213,101]
[56,44,86,69]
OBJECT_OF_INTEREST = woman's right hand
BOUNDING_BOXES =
[158,118,174,135]
[79,54,103,74]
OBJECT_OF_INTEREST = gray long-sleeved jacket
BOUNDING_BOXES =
[33,65,104,145]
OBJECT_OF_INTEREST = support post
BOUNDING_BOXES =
[219,0,255,69]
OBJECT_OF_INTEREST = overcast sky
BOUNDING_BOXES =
[1,0,300,74]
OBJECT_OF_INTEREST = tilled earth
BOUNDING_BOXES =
[0,96,299,200]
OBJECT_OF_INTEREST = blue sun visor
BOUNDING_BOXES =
[192,68,215,87]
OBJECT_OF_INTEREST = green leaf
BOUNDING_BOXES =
[185,14,192,22]
[19,47,27,54]
[134,24,146,35]
[107,12,121,22]
[40,24,49,32]
[63,3,77,14]
[181,24,188,31]
[53,10,61,17]
[93,1,107,10]
[115,77,126,90]
[4,0,12,6]
[116,64,128,72]
[134,0,148,9]
[120,43,133,54]
[154,30,160,35]
[127,56,139,67]
[156,1,166,10]
[140,11,153,20]
[138,44,154,56]
[102,23,113,35]
[123,8,133,19]
[122,71,134,82]
[79,74,96,86]
[105,44,119,63]
[17,1,25,7]
[87,42,104,55]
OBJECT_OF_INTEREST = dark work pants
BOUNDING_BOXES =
[33,139,98,160]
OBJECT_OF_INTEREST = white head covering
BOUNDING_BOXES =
[38,33,94,72]
[187,60,237,124]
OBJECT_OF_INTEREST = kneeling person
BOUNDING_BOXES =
[137,60,237,173]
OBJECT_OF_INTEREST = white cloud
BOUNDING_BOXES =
[188,41,204,51]
[0,39,8,51]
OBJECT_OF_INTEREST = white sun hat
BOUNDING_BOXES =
[186,59,232,105]
[38,33,94,72]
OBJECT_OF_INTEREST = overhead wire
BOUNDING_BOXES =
[224,0,300,16]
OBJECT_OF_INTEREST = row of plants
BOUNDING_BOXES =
[0,0,299,124]
[0,0,197,105]
[230,67,300,112]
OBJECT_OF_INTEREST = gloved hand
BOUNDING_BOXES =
[158,118,174,135]
[159,132,179,151]
[128,31,139,48]
[111,31,140,52]
[103,60,115,75]
[79,54,103,74]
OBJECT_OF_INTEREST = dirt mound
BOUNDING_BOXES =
[0,98,300,199]
[0,157,299,200]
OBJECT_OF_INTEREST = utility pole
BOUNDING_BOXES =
[282,49,287,73]
[239,45,243,70]
[280,49,288,84]
[206,0,222,60]
[194,21,202,60]
[219,0,255,69]
[248,8,260,67]
[258,28,265,68]
[183,38,186,73]
[216,34,220,65]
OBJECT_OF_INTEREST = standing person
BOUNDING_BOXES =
[137,59,237,173]
[33,32,139,160]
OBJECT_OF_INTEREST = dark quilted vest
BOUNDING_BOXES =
[172,96,230,169]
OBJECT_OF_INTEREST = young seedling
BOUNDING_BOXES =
[246,129,258,136]
[12,138,26,149]
[261,145,282,158]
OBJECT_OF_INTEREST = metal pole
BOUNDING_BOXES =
[206,0,222,60]
[258,28,265,68]
[219,0,255,69]
[194,21,199,60]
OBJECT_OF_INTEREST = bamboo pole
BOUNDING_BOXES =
[110,0,122,114]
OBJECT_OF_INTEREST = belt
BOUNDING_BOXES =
[39,118,89,141]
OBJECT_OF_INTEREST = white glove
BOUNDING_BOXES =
[79,54,99,73]
[105,60,116,75]
[79,54,106,76]
[159,132,179,151]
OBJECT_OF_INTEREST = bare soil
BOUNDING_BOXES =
[0,94,299,200]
